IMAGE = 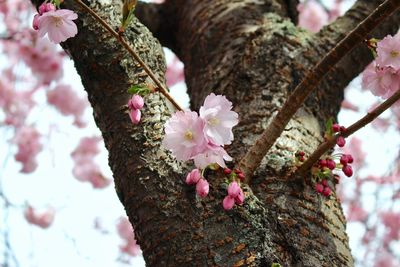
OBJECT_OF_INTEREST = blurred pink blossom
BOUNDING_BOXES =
[71,136,111,189]
[13,126,42,173]
[47,84,88,127]
[297,0,329,33]
[24,205,55,229]
[117,217,141,257]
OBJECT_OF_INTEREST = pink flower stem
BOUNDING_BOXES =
[73,0,183,111]
[296,88,400,177]
[239,0,400,181]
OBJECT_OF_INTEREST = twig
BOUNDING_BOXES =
[297,89,400,176]
[73,0,183,111]
[239,0,400,180]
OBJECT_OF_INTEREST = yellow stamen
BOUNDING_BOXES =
[184,131,193,140]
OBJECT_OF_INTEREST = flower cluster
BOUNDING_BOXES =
[222,181,244,210]
[128,94,144,124]
[33,2,78,44]
[163,93,238,169]
[362,33,400,99]
[185,169,210,198]
[302,122,355,197]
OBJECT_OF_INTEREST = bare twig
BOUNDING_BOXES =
[239,0,400,180]
[73,0,183,111]
[296,89,400,176]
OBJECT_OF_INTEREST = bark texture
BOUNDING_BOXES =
[32,0,400,266]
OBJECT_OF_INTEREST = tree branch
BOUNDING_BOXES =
[135,1,178,53]
[297,89,400,176]
[239,0,400,180]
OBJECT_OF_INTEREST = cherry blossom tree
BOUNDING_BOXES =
[1,0,400,266]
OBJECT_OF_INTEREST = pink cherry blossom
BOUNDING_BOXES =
[71,136,111,189]
[376,34,400,70]
[117,217,141,257]
[185,169,201,185]
[13,126,42,173]
[362,63,400,98]
[192,144,232,169]
[163,111,207,161]
[199,93,238,146]
[47,84,88,127]
[165,56,184,87]
[38,9,78,44]
[24,206,55,229]
[196,179,209,198]
[222,196,235,210]
[297,0,329,33]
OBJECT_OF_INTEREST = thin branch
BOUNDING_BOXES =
[297,89,400,176]
[239,0,400,180]
[73,0,183,111]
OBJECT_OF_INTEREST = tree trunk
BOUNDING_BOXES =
[32,0,400,266]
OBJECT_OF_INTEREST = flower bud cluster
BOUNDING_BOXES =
[128,94,144,124]
[185,169,209,198]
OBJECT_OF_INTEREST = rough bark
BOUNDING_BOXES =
[31,0,400,266]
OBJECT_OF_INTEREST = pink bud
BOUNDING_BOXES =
[222,196,235,210]
[32,14,40,30]
[196,179,209,198]
[298,151,305,157]
[336,136,346,147]
[322,187,331,197]
[39,3,56,15]
[347,154,354,164]
[340,154,348,165]
[185,169,201,185]
[319,159,327,168]
[129,109,141,124]
[342,165,353,177]
[130,95,144,110]
[235,189,244,205]
[332,124,340,132]
[340,126,347,132]
[315,183,324,193]
[227,181,240,198]
[326,159,336,170]
[321,179,328,187]
[237,172,245,182]
[223,168,232,175]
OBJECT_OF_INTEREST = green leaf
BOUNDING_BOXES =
[127,84,149,95]
[325,117,334,136]
[271,263,282,267]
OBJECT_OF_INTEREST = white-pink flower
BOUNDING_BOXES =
[362,63,400,98]
[199,93,238,146]
[376,34,400,70]
[192,144,232,169]
[38,9,78,44]
[163,111,207,161]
